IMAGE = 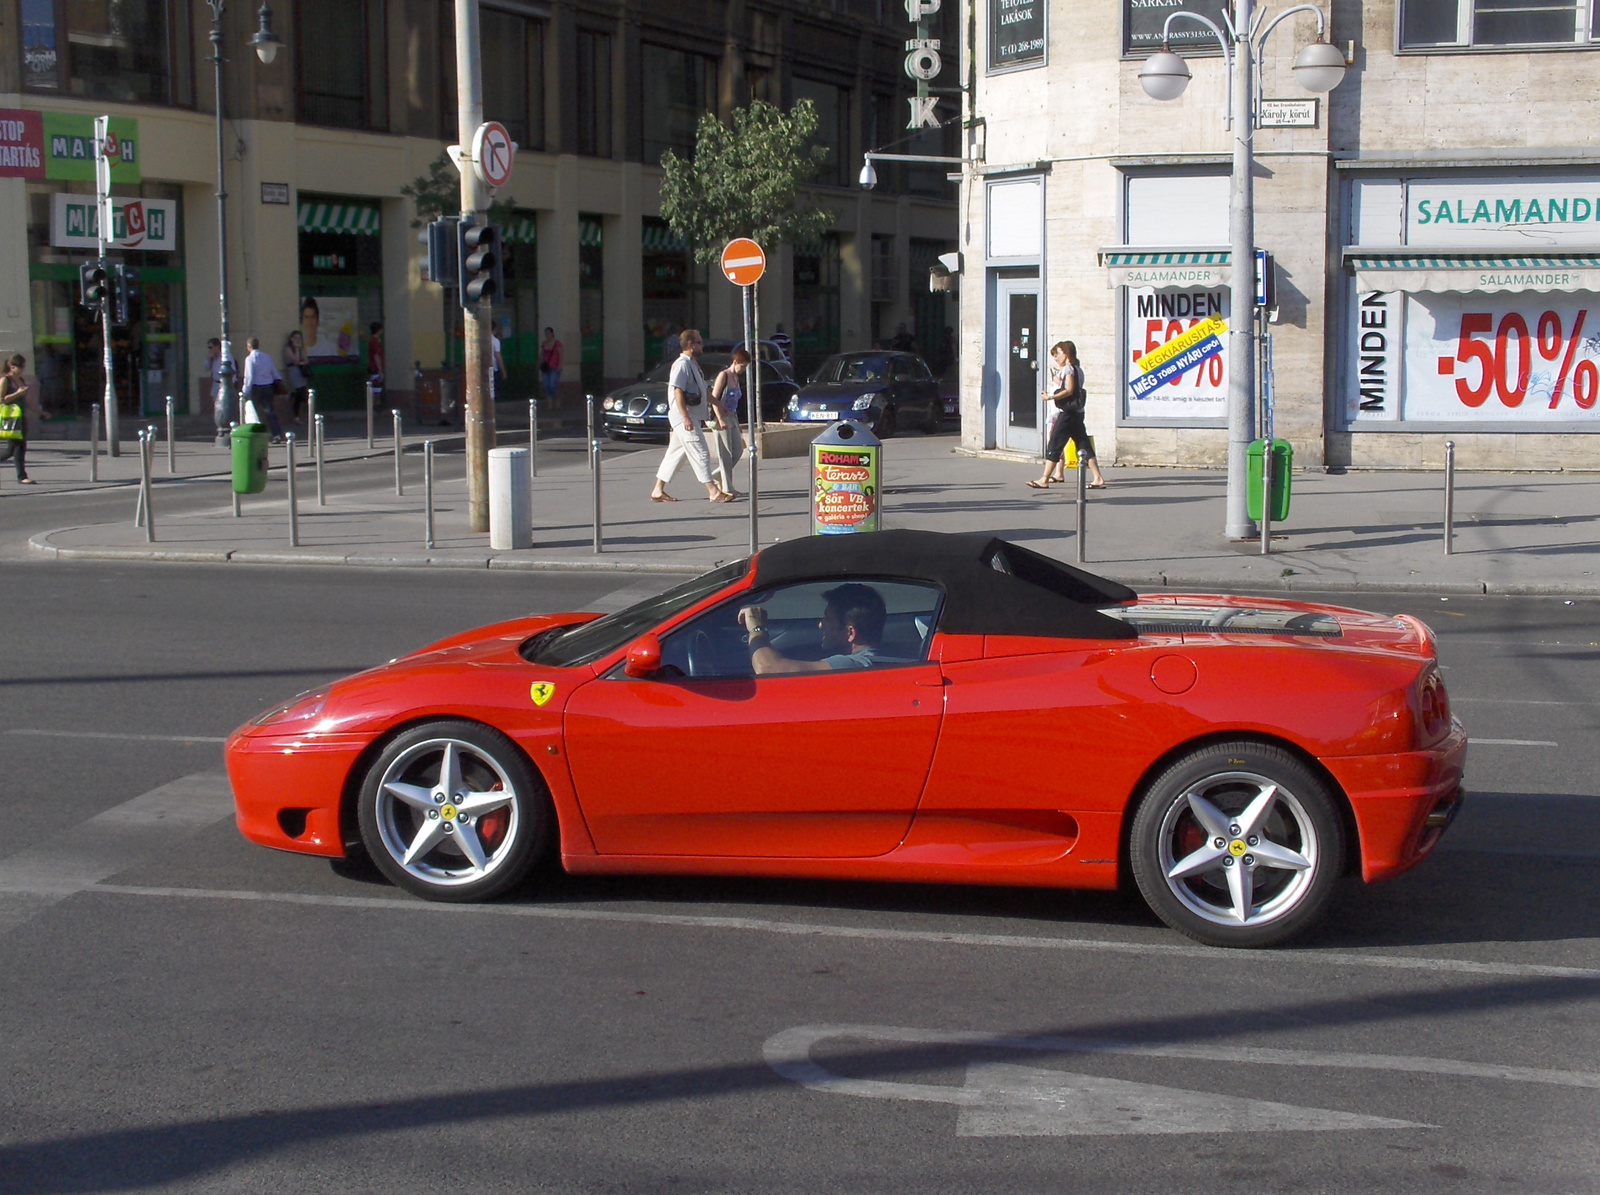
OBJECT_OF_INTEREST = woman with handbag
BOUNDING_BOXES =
[1028,340,1105,490]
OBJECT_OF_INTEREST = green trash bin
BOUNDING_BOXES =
[1247,438,1292,522]
[231,422,269,495]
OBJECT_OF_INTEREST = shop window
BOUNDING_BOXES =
[792,77,846,187]
[441,7,544,149]
[641,44,717,165]
[579,216,605,393]
[298,0,387,130]
[1400,0,1600,47]
[642,218,708,370]
[21,0,192,105]
[792,235,841,381]
[576,30,613,158]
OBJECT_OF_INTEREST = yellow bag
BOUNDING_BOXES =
[1064,438,1078,468]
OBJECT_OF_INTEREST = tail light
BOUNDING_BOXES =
[1417,669,1449,742]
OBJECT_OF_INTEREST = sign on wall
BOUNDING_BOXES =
[0,110,45,178]
[1402,292,1600,421]
[51,194,176,251]
[0,110,140,181]
[988,0,1045,71]
[1347,292,1403,422]
[1407,178,1600,248]
[302,296,361,362]
[1125,286,1230,420]
[1123,0,1230,56]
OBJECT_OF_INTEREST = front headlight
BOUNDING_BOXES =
[653,401,668,413]
[602,397,614,411]
[853,393,877,411]
[252,688,329,727]
[787,396,800,411]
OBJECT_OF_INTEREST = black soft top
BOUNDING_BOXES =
[752,530,1138,640]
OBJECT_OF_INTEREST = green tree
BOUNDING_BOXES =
[401,151,518,228]
[660,100,835,264]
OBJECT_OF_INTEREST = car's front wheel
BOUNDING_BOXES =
[1128,741,1344,947]
[356,720,550,902]
[875,405,897,438]
[922,400,942,434]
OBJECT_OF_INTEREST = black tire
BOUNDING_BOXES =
[356,720,550,902]
[1128,741,1344,948]
[922,400,942,434]
[876,405,897,439]
[606,429,627,442]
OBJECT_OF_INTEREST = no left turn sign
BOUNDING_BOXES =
[473,121,516,189]
[721,238,766,286]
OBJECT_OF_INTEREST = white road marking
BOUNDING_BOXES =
[79,882,1600,981]
[765,1026,1437,1135]
[1453,697,1597,707]
[0,772,234,931]
[1469,738,1560,747]
[5,729,227,744]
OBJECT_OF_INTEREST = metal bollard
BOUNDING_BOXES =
[165,396,176,473]
[286,433,299,547]
[1076,458,1087,564]
[305,390,317,458]
[586,394,595,471]
[89,402,99,481]
[366,381,375,448]
[231,421,241,518]
[393,409,403,495]
[592,436,603,553]
[315,414,326,506]
[1260,444,1273,557]
[1443,440,1456,556]
[424,440,435,550]
[139,430,155,541]
[528,398,538,477]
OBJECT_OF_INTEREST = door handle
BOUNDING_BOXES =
[913,673,950,688]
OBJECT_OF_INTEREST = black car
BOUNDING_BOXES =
[600,353,800,441]
[784,352,943,437]
[702,339,796,384]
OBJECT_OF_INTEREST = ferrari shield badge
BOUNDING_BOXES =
[529,682,556,707]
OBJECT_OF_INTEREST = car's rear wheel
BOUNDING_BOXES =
[357,720,550,902]
[1129,741,1344,948]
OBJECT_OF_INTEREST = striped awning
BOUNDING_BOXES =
[1345,248,1600,293]
[643,222,689,253]
[501,214,537,245]
[298,202,381,236]
[579,218,603,248]
[1099,247,1231,289]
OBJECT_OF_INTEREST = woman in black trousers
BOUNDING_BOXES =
[1029,341,1105,489]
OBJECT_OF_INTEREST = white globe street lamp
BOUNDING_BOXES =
[1137,4,1350,542]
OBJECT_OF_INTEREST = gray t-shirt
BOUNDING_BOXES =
[668,354,706,407]
[822,646,881,670]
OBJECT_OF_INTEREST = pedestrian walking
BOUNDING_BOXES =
[649,329,731,504]
[539,327,562,401]
[0,354,38,483]
[283,329,310,425]
[709,348,750,499]
[243,336,286,442]
[490,325,506,402]
[1029,341,1105,490]
[367,322,386,397]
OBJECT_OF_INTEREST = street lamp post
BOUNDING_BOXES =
[206,1,282,446]
[1139,3,1347,541]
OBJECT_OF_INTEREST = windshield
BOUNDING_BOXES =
[643,354,733,385]
[813,354,891,385]
[522,559,750,666]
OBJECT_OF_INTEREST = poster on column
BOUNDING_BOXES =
[1403,292,1600,422]
[1125,286,1230,420]
[302,296,360,363]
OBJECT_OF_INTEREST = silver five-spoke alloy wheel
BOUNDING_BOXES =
[357,721,548,902]
[1130,742,1344,948]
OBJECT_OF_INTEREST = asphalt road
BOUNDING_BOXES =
[0,558,1595,1194]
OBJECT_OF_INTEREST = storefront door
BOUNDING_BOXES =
[997,278,1041,455]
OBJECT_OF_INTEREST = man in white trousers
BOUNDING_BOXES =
[650,329,732,503]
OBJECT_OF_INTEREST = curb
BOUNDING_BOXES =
[26,531,1598,594]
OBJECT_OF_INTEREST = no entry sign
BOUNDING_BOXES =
[721,238,766,286]
[472,121,516,189]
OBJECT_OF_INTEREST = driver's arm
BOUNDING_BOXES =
[740,606,831,675]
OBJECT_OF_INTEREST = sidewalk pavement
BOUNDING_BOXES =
[15,429,1600,595]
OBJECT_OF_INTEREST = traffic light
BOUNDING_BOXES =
[424,216,459,288]
[80,260,109,312]
[111,263,135,325]
[456,218,501,306]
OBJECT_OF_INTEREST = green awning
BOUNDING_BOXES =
[502,214,537,245]
[1345,248,1600,293]
[298,202,381,236]
[643,222,689,253]
[1098,247,1231,289]
[579,218,603,248]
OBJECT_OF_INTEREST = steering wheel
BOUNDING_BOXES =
[687,630,715,677]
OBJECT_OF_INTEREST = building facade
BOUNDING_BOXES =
[0,0,957,423]
[959,0,1600,470]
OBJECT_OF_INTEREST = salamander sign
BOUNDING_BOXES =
[1408,178,1600,248]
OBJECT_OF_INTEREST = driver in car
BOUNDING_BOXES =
[738,583,888,674]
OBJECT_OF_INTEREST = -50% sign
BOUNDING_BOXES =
[1440,307,1599,410]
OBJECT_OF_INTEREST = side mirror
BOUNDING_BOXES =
[623,633,662,678]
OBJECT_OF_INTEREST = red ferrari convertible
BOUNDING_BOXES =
[227,531,1466,947]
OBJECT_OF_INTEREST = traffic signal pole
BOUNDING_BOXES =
[454,0,493,533]
[95,117,119,457]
